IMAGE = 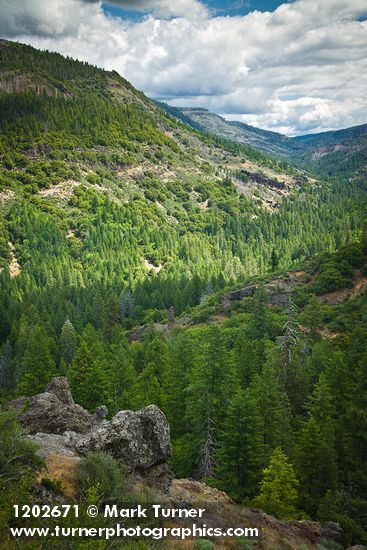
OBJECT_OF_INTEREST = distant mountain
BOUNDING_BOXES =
[157,104,302,158]
[158,103,367,182]
[296,123,367,181]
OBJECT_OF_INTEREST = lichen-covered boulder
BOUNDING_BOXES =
[7,378,173,492]
[7,377,94,434]
[45,377,75,406]
[76,405,172,470]
[28,433,80,459]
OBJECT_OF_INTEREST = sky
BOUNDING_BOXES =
[1,0,367,135]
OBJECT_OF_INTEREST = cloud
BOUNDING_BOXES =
[0,0,97,37]
[0,0,366,135]
[84,0,209,19]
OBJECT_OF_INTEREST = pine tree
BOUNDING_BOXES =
[166,330,197,438]
[233,331,270,387]
[16,325,57,395]
[251,360,291,452]
[60,318,77,366]
[186,325,233,434]
[247,288,270,339]
[107,336,135,413]
[254,447,299,519]
[69,325,110,411]
[134,363,166,411]
[270,247,279,271]
[0,340,13,392]
[217,387,266,500]
[300,295,323,339]
[295,417,337,516]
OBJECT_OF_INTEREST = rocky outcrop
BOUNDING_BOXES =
[128,315,191,343]
[240,169,286,190]
[7,377,94,434]
[320,521,345,546]
[0,74,57,96]
[9,378,173,492]
[75,405,172,470]
[220,275,303,310]
[28,433,80,459]
[168,480,342,550]
[221,284,257,309]
[170,479,232,504]
[45,377,76,406]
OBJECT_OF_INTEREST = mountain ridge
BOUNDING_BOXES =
[158,103,367,181]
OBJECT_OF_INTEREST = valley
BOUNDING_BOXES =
[0,39,367,550]
[160,104,367,183]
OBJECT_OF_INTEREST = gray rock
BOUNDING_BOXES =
[8,378,173,492]
[19,393,93,434]
[320,521,344,545]
[28,433,80,459]
[221,285,257,309]
[46,377,75,406]
[346,546,367,550]
[136,462,174,494]
[76,405,172,470]
[8,378,94,435]
[95,405,108,422]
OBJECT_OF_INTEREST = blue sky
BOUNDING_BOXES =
[103,1,294,19]
[1,0,366,135]
[206,0,293,15]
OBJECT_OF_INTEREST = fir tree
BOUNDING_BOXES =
[254,447,299,519]
[295,417,337,516]
[217,387,266,500]
[270,247,279,271]
[16,325,57,396]
[60,318,78,366]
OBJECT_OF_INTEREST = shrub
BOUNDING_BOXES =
[193,540,215,550]
[0,410,43,483]
[76,451,125,505]
[40,477,63,495]
[314,268,350,295]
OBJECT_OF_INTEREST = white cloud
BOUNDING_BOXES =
[103,0,209,19]
[0,0,97,37]
[1,0,366,135]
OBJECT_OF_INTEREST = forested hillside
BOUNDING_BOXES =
[161,104,367,183]
[158,104,302,158]
[1,40,367,547]
[295,123,367,182]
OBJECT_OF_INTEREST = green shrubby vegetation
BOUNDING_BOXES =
[76,452,126,505]
[0,410,43,544]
